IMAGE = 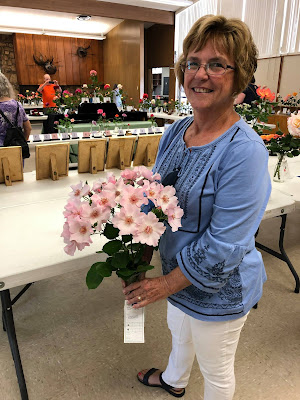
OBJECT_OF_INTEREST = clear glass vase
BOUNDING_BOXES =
[273,154,291,182]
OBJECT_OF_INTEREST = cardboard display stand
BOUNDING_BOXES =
[77,139,106,174]
[35,143,70,180]
[105,137,136,170]
[133,134,162,167]
[0,146,23,186]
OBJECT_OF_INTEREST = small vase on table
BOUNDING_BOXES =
[273,154,291,182]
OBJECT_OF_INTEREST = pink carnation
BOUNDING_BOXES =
[90,70,97,76]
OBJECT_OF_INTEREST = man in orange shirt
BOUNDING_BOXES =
[38,74,62,108]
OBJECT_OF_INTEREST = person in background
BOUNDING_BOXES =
[234,76,259,105]
[37,74,62,108]
[112,83,123,108]
[123,15,271,399]
[0,72,31,146]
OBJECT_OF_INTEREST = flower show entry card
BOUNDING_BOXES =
[104,130,112,137]
[139,128,146,135]
[117,129,125,136]
[83,132,91,139]
[155,127,162,133]
[124,302,145,343]
[148,127,154,134]
[44,134,51,141]
[51,133,59,140]
[132,129,138,135]
[32,134,41,142]
[71,132,79,139]
[93,132,102,138]
[62,132,69,140]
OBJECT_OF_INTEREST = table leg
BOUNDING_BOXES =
[1,289,29,400]
[256,214,299,293]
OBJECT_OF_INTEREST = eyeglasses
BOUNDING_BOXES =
[180,61,235,76]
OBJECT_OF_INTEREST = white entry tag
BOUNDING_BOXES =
[118,129,125,136]
[139,128,146,135]
[51,133,59,140]
[61,132,69,140]
[44,134,51,141]
[147,127,154,134]
[71,132,79,139]
[132,129,138,135]
[155,127,162,133]
[124,302,145,343]
[32,134,41,142]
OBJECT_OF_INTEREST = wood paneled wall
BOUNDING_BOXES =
[145,24,175,100]
[103,20,144,104]
[14,33,103,86]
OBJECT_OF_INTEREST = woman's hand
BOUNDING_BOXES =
[122,275,172,309]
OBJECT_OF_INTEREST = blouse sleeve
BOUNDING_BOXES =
[176,140,271,293]
[18,102,29,122]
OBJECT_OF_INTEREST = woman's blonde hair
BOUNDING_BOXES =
[174,15,258,95]
[0,72,15,99]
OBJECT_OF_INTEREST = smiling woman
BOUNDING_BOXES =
[123,14,272,400]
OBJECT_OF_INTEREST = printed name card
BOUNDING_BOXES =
[51,133,59,141]
[132,129,138,135]
[124,302,145,343]
[104,130,112,137]
[61,132,69,140]
[32,134,41,142]
[154,127,162,133]
[93,132,102,138]
[43,134,51,141]
[147,128,154,134]
[71,132,79,139]
[117,129,125,136]
[139,128,146,135]
[82,132,91,139]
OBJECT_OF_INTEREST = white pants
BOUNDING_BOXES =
[162,302,248,400]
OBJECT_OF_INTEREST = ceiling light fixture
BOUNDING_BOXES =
[76,15,92,21]
[143,0,193,6]
[0,26,106,40]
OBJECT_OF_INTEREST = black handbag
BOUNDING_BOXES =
[0,104,30,159]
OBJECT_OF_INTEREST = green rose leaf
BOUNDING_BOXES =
[95,262,113,277]
[110,252,130,269]
[86,264,104,289]
[116,269,136,278]
[122,235,132,243]
[103,240,122,255]
[103,223,120,239]
[136,264,155,272]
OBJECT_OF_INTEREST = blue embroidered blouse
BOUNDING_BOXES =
[153,117,271,321]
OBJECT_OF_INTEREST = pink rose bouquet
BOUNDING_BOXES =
[62,167,183,288]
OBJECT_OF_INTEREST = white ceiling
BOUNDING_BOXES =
[0,1,194,39]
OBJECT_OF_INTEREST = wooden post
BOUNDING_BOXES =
[119,140,125,170]
[144,144,151,166]
[50,153,59,181]
[2,157,12,186]
[89,146,98,174]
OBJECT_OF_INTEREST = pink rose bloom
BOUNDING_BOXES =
[121,169,138,181]
[287,111,300,137]
[92,178,106,193]
[97,109,104,115]
[134,212,166,247]
[90,70,97,76]
[283,95,291,102]
[119,185,148,208]
[92,120,97,125]
[75,88,82,94]
[112,204,142,236]
[102,112,106,118]
[142,181,162,205]
[63,90,70,95]
[54,120,59,125]
[65,114,69,118]
[70,118,75,123]
[80,203,111,227]
[104,84,110,90]
[91,189,116,209]
[166,206,184,232]
[68,219,92,243]
[122,113,127,117]
[69,182,90,199]
[106,172,117,184]
[157,186,178,213]
[61,221,71,243]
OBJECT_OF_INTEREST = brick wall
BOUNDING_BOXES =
[0,34,19,93]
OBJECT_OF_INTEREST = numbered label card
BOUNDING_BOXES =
[32,134,41,142]
[118,129,125,136]
[155,127,162,133]
[71,132,79,139]
[124,302,145,343]
[83,132,91,139]
[61,132,69,140]
[139,128,146,135]
[147,128,154,134]
[44,134,51,141]
[132,129,138,135]
[51,133,59,140]
[105,130,112,137]
[93,132,102,138]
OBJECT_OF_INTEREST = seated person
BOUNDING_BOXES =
[38,74,62,108]
[235,76,260,105]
